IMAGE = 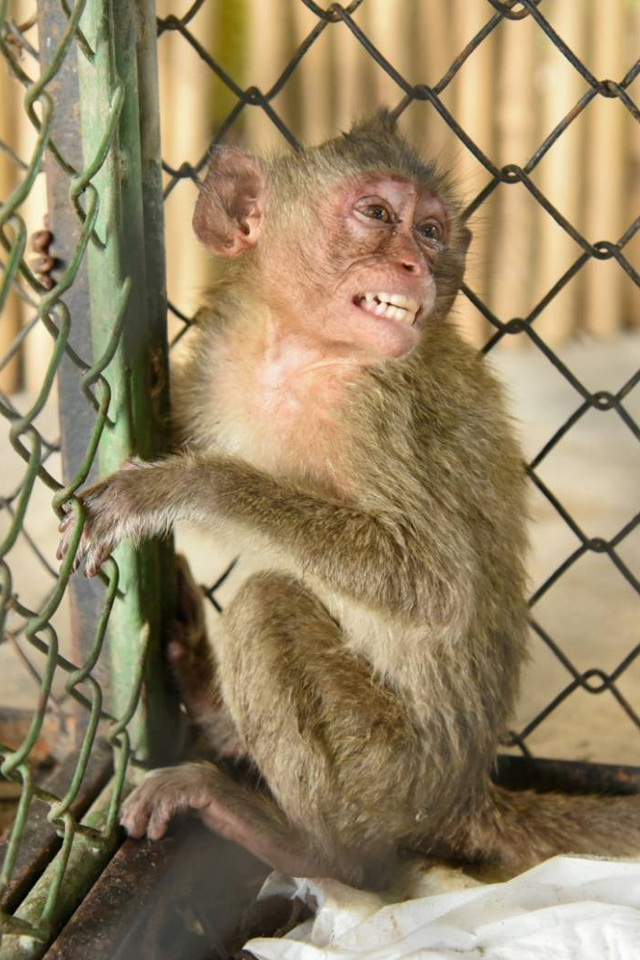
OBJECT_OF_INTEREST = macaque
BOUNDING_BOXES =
[58,112,640,888]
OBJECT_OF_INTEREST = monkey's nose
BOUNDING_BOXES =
[392,235,424,274]
[401,258,420,273]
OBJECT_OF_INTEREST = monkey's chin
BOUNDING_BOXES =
[351,300,422,358]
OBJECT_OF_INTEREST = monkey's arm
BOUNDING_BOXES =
[58,455,464,621]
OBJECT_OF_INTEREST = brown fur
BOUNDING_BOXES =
[58,112,640,887]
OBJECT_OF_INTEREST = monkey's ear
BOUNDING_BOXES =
[461,226,472,252]
[193,147,267,258]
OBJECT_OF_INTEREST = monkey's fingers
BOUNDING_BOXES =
[57,510,74,534]
[57,520,113,578]
[83,541,113,578]
[56,532,71,563]
[56,513,82,569]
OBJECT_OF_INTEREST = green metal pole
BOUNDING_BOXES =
[74,0,179,765]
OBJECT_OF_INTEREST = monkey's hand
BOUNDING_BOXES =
[56,461,152,577]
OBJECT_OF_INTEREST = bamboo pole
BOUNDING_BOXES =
[333,5,368,132]
[411,0,455,161]
[157,0,215,327]
[290,1,336,145]
[450,0,497,346]
[489,14,537,347]
[0,59,22,394]
[534,0,587,344]
[625,0,640,331]
[364,0,411,113]
[244,0,293,151]
[583,0,626,337]
[212,0,248,137]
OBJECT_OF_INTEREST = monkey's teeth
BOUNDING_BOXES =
[358,293,420,324]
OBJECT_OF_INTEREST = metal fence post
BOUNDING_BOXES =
[0,0,179,953]
[73,0,179,764]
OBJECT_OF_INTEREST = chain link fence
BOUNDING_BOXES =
[0,0,638,955]
[0,0,180,953]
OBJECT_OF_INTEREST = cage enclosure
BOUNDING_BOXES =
[0,1,639,957]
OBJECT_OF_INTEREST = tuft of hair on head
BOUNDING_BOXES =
[300,108,457,205]
[343,107,399,142]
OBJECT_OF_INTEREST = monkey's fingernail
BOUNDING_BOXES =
[167,641,185,661]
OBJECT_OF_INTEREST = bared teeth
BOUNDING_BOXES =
[357,292,420,324]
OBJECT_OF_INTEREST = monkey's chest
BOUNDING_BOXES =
[210,371,353,490]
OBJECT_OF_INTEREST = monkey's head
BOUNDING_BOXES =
[193,112,470,360]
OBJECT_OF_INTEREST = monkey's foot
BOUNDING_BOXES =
[121,762,321,879]
[56,461,149,577]
[121,763,224,840]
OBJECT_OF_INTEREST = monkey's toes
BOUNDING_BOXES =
[120,779,163,839]
[166,632,186,662]
[121,764,219,841]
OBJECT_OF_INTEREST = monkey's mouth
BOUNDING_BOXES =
[353,293,421,325]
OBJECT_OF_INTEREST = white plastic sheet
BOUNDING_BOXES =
[245,856,640,959]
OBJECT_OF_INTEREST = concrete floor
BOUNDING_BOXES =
[1,333,639,766]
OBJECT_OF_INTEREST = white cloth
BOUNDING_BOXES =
[245,856,640,959]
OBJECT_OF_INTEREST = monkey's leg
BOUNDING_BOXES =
[200,571,412,882]
[168,555,246,760]
[123,572,410,885]
[121,761,324,880]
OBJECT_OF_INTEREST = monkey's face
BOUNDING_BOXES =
[260,175,456,361]
[192,143,468,363]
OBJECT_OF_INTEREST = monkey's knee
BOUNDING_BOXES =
[216,571,339,706]
[213,572,343,771]
[222,571,335,651]
[227,571,329,622]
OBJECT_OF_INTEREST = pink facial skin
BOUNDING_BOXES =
[260,177,451,362]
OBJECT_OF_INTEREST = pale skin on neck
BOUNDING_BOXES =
[240,304,377,401]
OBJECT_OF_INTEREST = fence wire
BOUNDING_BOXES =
[0,0,176,952]
[0,0,638,953]
[157,0,640,757]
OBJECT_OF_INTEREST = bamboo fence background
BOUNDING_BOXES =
[1,0,640,394]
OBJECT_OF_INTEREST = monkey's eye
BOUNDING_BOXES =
[359,203,392,223]
[417,220,444,244]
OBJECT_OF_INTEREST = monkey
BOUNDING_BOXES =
[58,112,640,889]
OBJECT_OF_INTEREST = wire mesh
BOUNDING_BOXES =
[0,5,122,948]
[0,0,176,952]
[156,0,640,761]
[0,0,638,954]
